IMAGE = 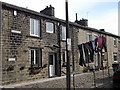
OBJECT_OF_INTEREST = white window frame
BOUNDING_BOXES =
[63,50,67,62]
[62,26,66,40]
[87,33,92,42]
[13,10,17,16]
[113,38,117,46]
[64,51,67,63]
[30,49,36,65]
[113,53,117,62]
[46,22,54,33]
[30,18,40,37]
[30,49,42,67]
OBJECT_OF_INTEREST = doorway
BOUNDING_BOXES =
[49,53,57,77]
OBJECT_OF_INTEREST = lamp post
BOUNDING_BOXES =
[65,0,71,90]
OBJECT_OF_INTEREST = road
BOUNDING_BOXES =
[95,80,120,88]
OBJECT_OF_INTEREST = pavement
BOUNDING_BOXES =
[0,69,114,89]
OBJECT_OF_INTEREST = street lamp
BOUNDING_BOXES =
[65,0,71,90]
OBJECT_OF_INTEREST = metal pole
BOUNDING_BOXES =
[106,52,110,78]
[65,0,71,90]
[93,65,96,88]
[101,51,104,87]
[72,26,75,89]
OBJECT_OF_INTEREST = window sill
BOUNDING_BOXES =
[114,45,117,48]
[61,40,66,42]
[26,35,42,39]
[46,31,54,34]
[62,64,72,67]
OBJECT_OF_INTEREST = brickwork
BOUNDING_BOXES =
[77,29,119,68]
[0,2,120,86]
[0,2,2,85]
[1,8,61,85]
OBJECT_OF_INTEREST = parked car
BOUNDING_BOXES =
[113,69,120,83]
[112,63,120,72]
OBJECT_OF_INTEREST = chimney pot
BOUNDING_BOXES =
[76,13,78,21]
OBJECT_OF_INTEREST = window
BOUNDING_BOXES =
[113,38,117,46]
[62,26,66,40]
[30,49,42,67]
[113,53,117,62]
[30,18,40,37]
[102,52,106,61]
[46,22,54,33]
[87,33,92,41]
[13,10,17,16]
[119,40,120,43]
[62,50,67,66]
[94,34,98,40]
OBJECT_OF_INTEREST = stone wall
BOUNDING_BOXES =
[1,7,78,85]
[1,7,61,85]
[1,3,119,86]
[77,28,119,68]
[107,36,118,66]
[0,2,2,85]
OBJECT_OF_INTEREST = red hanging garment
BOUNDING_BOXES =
[97,36,103,50]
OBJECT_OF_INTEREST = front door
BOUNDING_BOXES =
[49,53,57,77]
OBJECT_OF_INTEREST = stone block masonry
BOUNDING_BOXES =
[0,1,120,86]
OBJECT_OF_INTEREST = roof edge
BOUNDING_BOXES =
[1,1,120,38]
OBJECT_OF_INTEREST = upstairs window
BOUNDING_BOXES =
[113,53,117,62]
[118,39,120,43]
[94,34,98,40]
[62,26,66,40]
[46,22,54,33]
[30,18,40,37]
[87,33,92,42]
[13,10,17,16]
[113,38,117,46]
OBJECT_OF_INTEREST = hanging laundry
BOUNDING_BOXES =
[96,35,107,52]
[102,36,107,52]
[83,43,90,63]
[92,41,95,51]
[97,36,103,51]
[88,41,94,62]
[94,38,98,52]
[78,44,86,66]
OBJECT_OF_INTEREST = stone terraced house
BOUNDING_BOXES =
[0,2,120,85]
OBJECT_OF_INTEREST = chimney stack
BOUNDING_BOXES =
[75,18,88,27]
[100,29,105,32]
[40,5,55,17]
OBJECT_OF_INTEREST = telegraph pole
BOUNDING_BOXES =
[65,0,71,90]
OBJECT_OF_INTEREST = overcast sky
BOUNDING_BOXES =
[0,0,119,35]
